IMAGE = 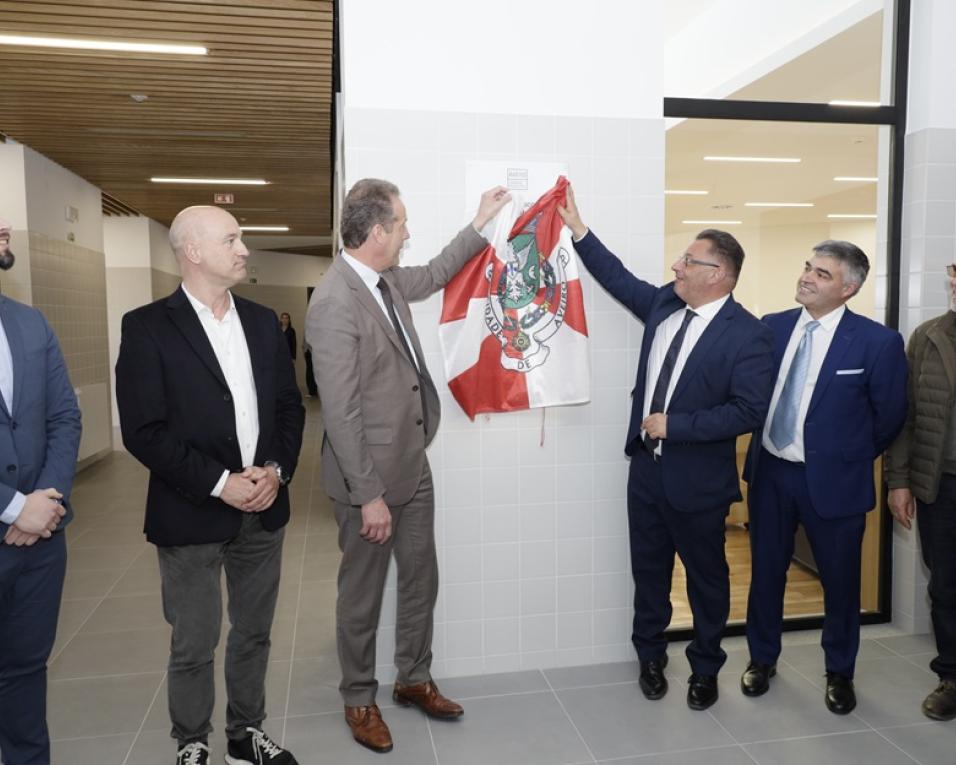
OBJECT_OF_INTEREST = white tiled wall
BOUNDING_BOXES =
[894,126,956,634]
[344,106,664,679]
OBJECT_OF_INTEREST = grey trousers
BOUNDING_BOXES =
[157,513,284,745]
[333,462,438,706]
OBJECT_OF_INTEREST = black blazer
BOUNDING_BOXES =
[115,287,304,546]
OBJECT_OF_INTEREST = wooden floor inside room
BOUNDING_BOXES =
[669,525,826,627]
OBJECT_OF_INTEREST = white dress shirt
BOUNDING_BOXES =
[182,284,259,497]
[339,250,420,370]
[762,304,846,462]
[0,316,25,525]
[643,294,730,455]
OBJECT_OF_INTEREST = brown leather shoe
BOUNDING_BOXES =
[345,704,393,753]
[393,680,464,719]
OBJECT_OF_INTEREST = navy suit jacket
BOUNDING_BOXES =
[744,307,908,519]
[0,296,82,538]
[574,231,774,513]
[115,287,305,546]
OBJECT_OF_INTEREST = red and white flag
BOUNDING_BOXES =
[439,176,590,420]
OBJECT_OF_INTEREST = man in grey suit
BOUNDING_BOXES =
[0,216,82,765]
[307,179,509,753]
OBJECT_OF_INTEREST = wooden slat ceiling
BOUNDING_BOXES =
[1,0,332,243]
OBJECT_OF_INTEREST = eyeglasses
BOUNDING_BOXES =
[680,254,721,269]
[947,264,956,278]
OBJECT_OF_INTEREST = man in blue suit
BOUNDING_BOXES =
[0,217,82,765]
[740,240,907,714]
[558,189,774,710]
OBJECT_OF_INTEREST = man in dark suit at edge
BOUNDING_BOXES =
[0,215,82,765]
[558,187,774,710]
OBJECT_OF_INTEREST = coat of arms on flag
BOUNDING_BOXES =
[439,176,590,419]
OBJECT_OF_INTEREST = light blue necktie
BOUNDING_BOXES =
[769,320,820,450]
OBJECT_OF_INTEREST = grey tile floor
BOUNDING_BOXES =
[43,404,952,764]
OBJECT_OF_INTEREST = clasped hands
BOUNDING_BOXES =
[3,487,65,546]
[221,466,281,513]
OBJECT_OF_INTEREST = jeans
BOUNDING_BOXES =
[157,513,284,745]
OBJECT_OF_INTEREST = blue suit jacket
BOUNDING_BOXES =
[744,307,908,519]
[0,296,82,538]
[575,231,774,513]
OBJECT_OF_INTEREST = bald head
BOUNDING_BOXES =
[169,205,249,292]
[169,206,239,258]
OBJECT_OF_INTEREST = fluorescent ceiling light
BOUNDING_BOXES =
[240,225,289,232]
[827,214,877,219]
[0,34,207,55]
[150,177,269,186]
[665,189,708,195]
[829,100,881,107]
[744,202,814,208]
[682,219,742,225]
[704,156,800,163]
[834,176,878,182]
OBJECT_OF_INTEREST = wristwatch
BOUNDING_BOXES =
[264,461,291,486]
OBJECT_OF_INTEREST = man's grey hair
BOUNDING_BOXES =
[340,179,400,249]
[813,239,870,288]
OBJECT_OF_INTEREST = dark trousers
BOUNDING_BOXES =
[0,530,66,765]
[746,449,866,676]
[333,462,438,706]
[157,513,284,746]
[304,350,318,397]
[917,473,956,681]
[628,452,730,676]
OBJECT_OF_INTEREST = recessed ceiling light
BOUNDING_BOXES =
[682,219,742,225]
[704,156,800,163]
[827,214,877,219]
[834,176,878,182]
[0,34,207,55]
[665,189,709,195]
[829,100,881,107]
[744,202,814,208]
[150,177,269,185]
[240,225,289,232]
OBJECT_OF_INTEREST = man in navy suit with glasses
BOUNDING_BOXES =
[558,188,774,711]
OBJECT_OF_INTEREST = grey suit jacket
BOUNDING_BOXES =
[306,225,486,507]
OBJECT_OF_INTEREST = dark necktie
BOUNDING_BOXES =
[378,277,429,434]
[643,308,696,453]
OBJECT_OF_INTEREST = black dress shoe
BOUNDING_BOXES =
[638,655,669,700]
[825,672,856,715]
[687,673,718,710]
[740,661,776,697]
